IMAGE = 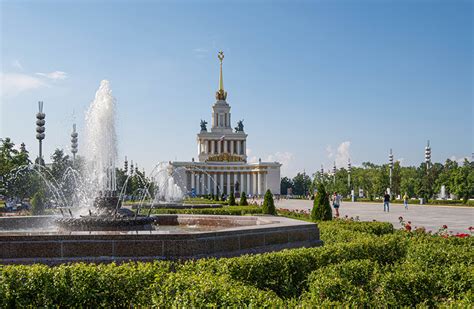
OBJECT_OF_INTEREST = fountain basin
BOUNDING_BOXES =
[0,215,322,264]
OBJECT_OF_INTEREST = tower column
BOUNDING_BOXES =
[217,141,221,154]
[240,173,245,194]
[224,140,228,153]
[237,141,241,155]
[211,140,215,154]
[247,173,251,195]
[191,172,195,191]
[230,140,234,154]
[243,141,246,156]
[253,173,257,197]
[233,173,238,193]
[227,173,231,195]
[195,174,200,195]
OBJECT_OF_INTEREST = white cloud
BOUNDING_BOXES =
[327,141,351,168]
[12,60,24,71]
[193,48,208,58]
[0,73,47,97]
[36,71,67,81]
[449,155,469,164]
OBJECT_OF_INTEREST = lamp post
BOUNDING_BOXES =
[35,101,46,165]
[389,149,393,192]
[71,124,78,164]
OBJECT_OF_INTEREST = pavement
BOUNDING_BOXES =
[274,199,474,233]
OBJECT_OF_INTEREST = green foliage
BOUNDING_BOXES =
[152,270,283,307]
[228,191,236,206]
[292,172,312,196]
[0,220,472,307]
[311,183,332,221]
[262,189,276,215]
[239,191,248,205]
[31,190,45,215]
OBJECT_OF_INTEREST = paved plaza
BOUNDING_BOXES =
[275,199,474,233]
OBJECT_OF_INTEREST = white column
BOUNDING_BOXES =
[220,173,224,196]
[240,173,245,194]
[247,173,251,195]
[224,140,228,153]
[227,172,231,195]
[253,173,257,196]
[243,141,246,156]
[195,174,200,195]
[218,141,221,154]
[213,173,217,194]
[207,173,211,194]
[211,140,215,154]
[191,172,195,190]
[237,141,241,155]
[230,140,234,154]
[257,172,261,196]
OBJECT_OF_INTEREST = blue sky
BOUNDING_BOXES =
[1,0,472,177]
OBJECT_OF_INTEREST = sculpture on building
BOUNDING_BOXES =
[235,119,244,132]
[200,119,208,131]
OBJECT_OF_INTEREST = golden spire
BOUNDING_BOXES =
[216,51,227,100]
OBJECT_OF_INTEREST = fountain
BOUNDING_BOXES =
[0,80,322,264]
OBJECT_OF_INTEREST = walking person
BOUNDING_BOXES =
[383,191,390,212]
[403,192,409,210]
[332,192,341,218]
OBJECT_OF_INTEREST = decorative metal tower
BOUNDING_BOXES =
[389,149,394,190]
[35,101,46,165]
[347,158,352,188]
[124,156,128,175]
[333,161,336,185]
[425,140,431,170]
[70,124,78,163]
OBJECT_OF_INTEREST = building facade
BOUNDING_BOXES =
[171,52,281,197]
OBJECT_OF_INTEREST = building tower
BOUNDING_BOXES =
[71,124,78,163]
[389,149,394,191]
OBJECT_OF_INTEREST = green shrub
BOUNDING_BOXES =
[239,191,248,206]
[311,183,332,221]
[31,190,45,215]
[0,262,172,308]
[228,191,236,206]
[262,189,276,215]
[320,220,394,236]
[152,270,283,307]
[302,259,378,305]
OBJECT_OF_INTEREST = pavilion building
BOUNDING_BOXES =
[171,52,281,197]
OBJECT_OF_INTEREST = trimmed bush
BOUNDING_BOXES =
[31,190,45,215]
[239,191,248,206]
[152,270,283,307]
[149,205,262,216]
[228,191,236,206]
[311,183,332,221]
[262,189,276,215]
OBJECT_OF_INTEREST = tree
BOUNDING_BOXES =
[280,177,293,195]
[262,189,276,215]
[31,190,45,215]
[292,173,311,196]
[239,191,248,206]
[228,191,236,206]
[452,159,474,203]
[311,183,332,221]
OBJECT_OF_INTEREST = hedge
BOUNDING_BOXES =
[0,220,472,307]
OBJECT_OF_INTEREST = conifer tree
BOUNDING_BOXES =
[311,183,332,221]
[239,191,248,206]
[262,189,276,215]
[228,191,236,206]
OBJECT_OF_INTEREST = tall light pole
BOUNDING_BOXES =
[347,158,351,189]
[333,161,336,185]
[425,140,431,171]
[35,101,46,165]
[389,149,394,192]
[71,124,78,164]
